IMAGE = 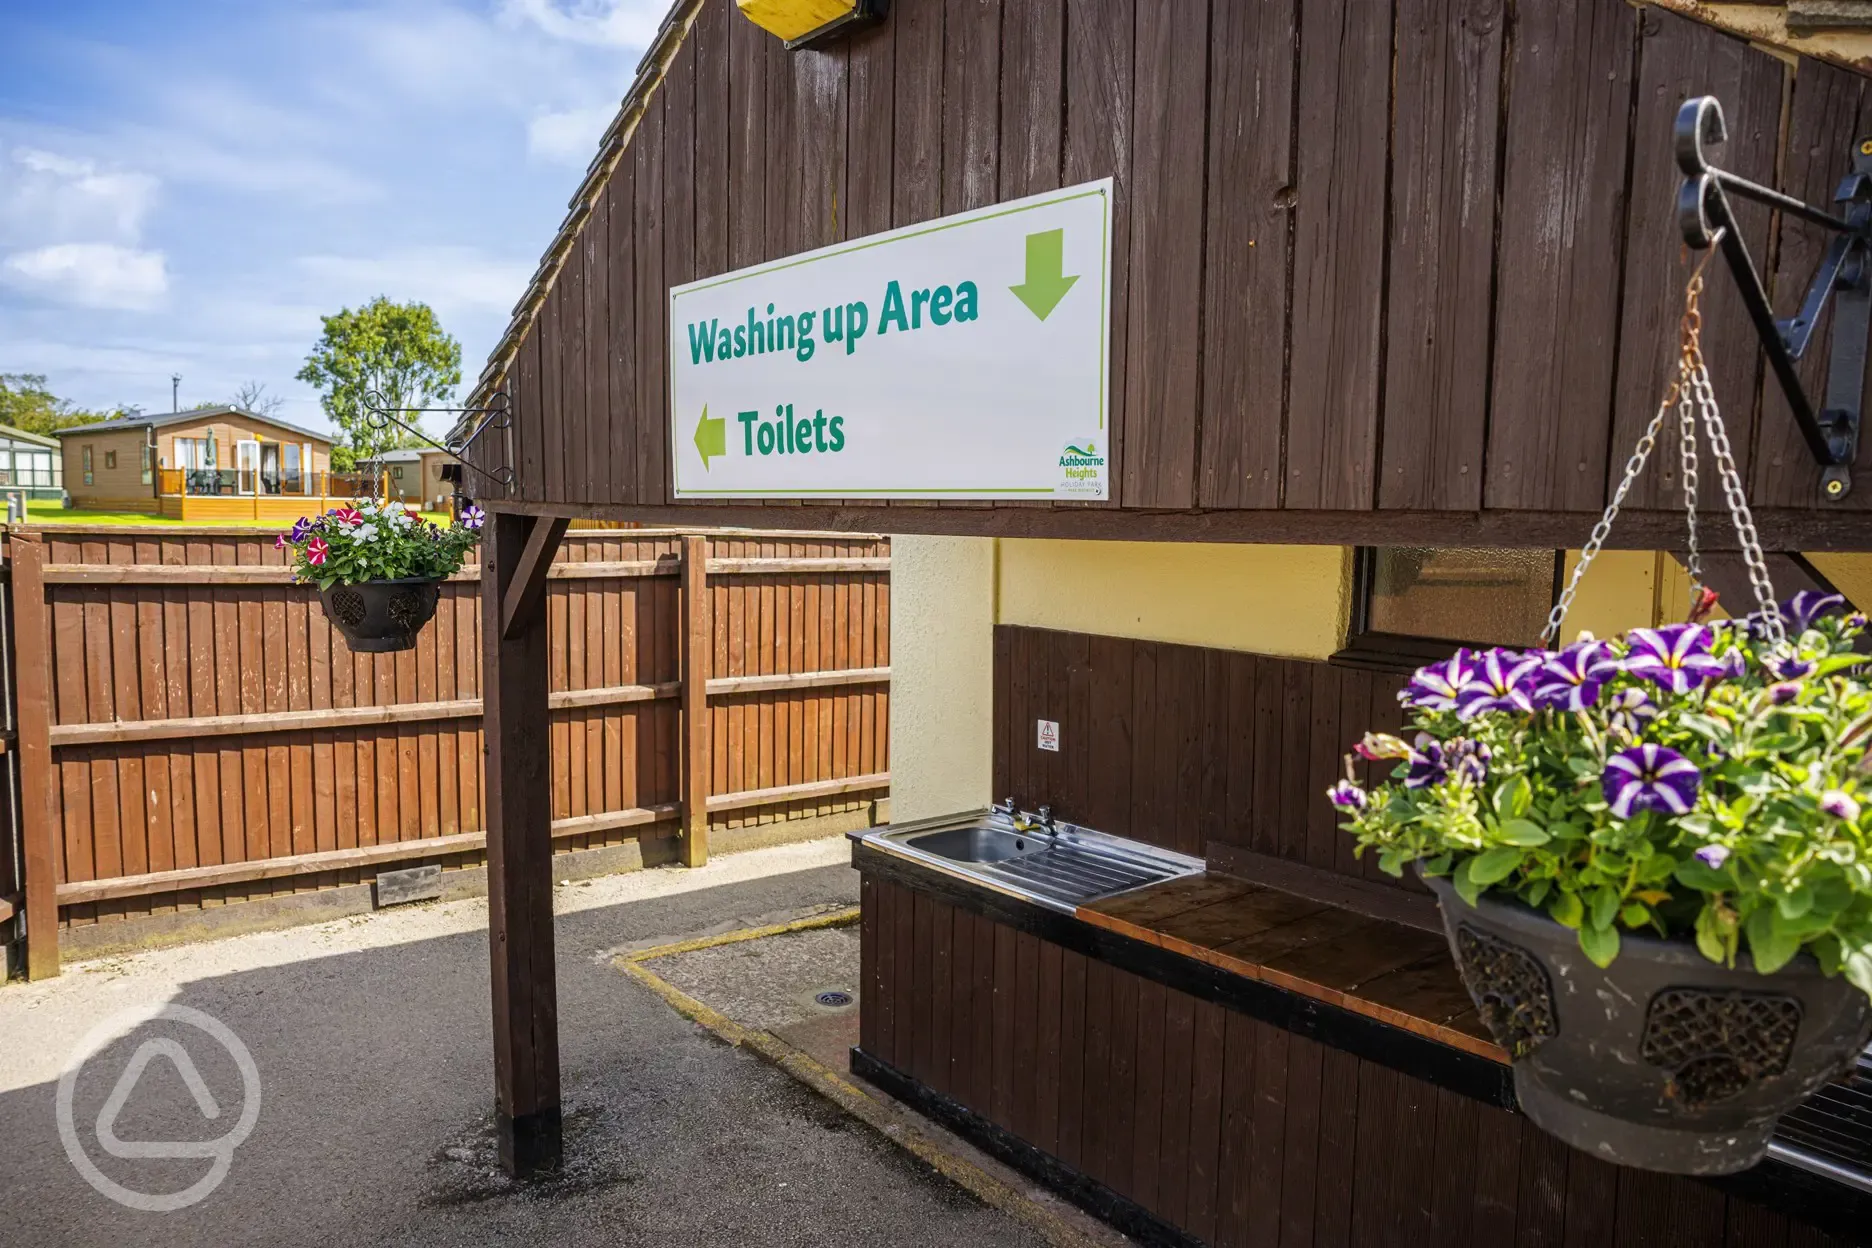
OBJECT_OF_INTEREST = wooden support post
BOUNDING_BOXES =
[482,510,567,1177]
[681,533,710,868]
[11,533,57,979]
[501,516,570,640]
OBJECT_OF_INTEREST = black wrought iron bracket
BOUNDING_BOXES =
[360,389,516,490]
[1676,95,1871,502]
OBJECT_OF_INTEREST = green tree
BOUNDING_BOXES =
[0,373,121,435]
[295,297,461,460]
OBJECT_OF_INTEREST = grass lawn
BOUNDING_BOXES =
[22,500,453,528]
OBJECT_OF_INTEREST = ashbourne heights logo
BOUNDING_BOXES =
[1057,438,1106,497]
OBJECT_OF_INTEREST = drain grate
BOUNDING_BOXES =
[814,990,854,1008]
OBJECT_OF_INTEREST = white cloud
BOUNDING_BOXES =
[296,246,533,316]
[500,0,670,48]
[527,103,616,165]
[1,146,159,247]
[2,242,168,310]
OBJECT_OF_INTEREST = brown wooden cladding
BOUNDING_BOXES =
[26,528,887,927]
[473,0,1872,535]
[859,873,1847,1248]
[993,625,1414,894]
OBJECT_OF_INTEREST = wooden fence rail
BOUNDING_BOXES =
[8,526,890,976]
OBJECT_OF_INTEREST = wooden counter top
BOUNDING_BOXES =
[1078,872,1506,1065]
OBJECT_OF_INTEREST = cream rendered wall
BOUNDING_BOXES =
[888,535,997,822]
[995,540,1353,659]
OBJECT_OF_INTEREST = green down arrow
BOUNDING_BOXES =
[694,405,725,469]
[1009,228,1080,321]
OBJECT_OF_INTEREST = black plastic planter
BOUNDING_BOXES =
[1423,874,1872,1175]
[317,577,442,654]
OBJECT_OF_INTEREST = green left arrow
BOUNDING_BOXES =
[694,405,725,469]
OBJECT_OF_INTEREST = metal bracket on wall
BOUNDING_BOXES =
[1675,95,1870,503]
[359,389,516,493]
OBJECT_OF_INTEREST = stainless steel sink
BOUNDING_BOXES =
[856,810,1205,912]
[903,825,1040,863]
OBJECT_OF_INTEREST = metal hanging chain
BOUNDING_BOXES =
[1688,327,1787,648]
[1677,351,1703,602]
[1542,240,1783,648]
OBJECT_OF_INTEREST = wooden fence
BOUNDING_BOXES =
[6,525,889,974]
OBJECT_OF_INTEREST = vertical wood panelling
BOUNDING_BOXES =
[864,885,1839,1247]
[1753,60,1872,510]
[996,625,1421,892]
[1119,0,1207,510]
[635,92,668,507]
[608,155,639,505]
[1484,0,1637,512]
[693,0,731,281]
[795,45,849,248]
[891,0,944,228]
[727,0,769,269]
[583,187,613,507]
[492,0,1857,539]
[1061,0,1132,504]
[942,0,1002,214]
[1285,0,1392,511]
[1198,0,1294,511]
[998,0,1062,201]
[1378,0,1504,511]
[1609,10,1782,510]
[844,14,895,238]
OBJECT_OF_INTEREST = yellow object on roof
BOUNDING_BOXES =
[735,0,858,42]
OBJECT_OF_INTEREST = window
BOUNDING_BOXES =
[176,437,215,470]
[392,465,404,479]
[1334,547,1560,670]
[141,444,153,485]
[104,449,117,470]
[82,445,93,486]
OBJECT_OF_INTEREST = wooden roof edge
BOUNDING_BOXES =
[1648,1,1872,76]
[464,0,708,413]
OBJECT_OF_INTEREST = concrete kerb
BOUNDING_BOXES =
[615,913,1106,1248]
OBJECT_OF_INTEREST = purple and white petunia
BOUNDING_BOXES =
[1767,654,1817,681]
[1602,744,1702,819]
[1821,790,1862,821]
[1402,650,1477,712]
[1769,681,1803,706]
[1454,648,1543,720]
[1695,844,1731,869]
[1781,591,1847,633]
[1532,640,1618,712]
[461,503,487,532]
[1622,624,1727,695]
[1327,780,1368,811]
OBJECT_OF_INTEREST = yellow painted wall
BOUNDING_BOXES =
[994,540,1353,660]
[1809,554,1872,614]
[888,536,996,822]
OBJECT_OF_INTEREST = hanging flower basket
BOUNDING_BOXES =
[1329,266,1872,1175]
[281,500,484,654]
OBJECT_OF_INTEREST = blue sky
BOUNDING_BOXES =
[0,0,670,434]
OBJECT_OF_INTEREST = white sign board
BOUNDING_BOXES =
[668,179,1112,500]
[1037,719,1060,753]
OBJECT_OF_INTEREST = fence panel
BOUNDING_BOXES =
[8,525,888,961]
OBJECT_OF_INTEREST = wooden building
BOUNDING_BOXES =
[459,0,1872,1241]
[55,406,336,517]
